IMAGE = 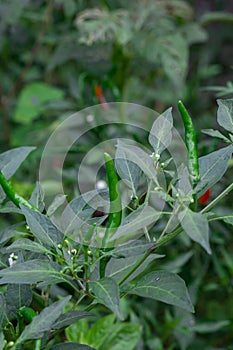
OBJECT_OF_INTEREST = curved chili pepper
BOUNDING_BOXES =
[178,100,200,188]
[0,171,39,211]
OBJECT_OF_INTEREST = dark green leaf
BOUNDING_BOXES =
[110,241,155,258]
[51,344,96,350]
[0,259,66,285]
[6,284,32,320]
[30,182,45,212]
[129,271,194,312]
[110,205,160,241]
[86,314,115,349]
[202,129,230,143]
[53,310,92,330]
[178,209,211,254]
[6,238,51,255]
[90,278,123,320]
[15,296,71,345]
[20,206,63,249]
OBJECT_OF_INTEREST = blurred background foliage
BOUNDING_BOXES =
[0,0,233,349]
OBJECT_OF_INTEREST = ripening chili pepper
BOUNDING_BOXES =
[0,171,39,211]
[178,100,200,188]
[94,85,107,105]
[198,188,211,205]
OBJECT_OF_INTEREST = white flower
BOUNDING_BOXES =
[8,253,18,267]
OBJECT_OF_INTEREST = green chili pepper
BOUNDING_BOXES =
[178,101,200,188]
[19,306,36,323]
[99,153,122,278]
[102,152,122,245]
[0,171,39,211]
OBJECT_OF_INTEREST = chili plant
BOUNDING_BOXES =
[0,99,233,350]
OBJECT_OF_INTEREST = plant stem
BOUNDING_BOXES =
[201,182,233,214]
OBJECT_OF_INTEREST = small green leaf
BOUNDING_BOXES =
[129,271,194,312]
[217,99,233,134]
[190,320,230,333]
[90,278,123,320]
[0,259,66,285]
[178,209,211,254]
[15,296,71,345]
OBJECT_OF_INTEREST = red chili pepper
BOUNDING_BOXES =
[94,85,107,105]
[198,188,211,205]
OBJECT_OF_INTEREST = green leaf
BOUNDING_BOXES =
[0,223,25,245]
[178,209,211,254]
[0,293,6,328]
[15,296,71,345]
[115,156,142,195]
[106,254,164,283]
[149,107,173,155]
[101,322,142,350]
[221,215,233,225]
[20,206,63,249]
[202,129,231,143]
[129,271,194,312]
[217,99,233,134]
[110,205,160,241]
[53,310,92,330]
[90,278,123,320]
[116,140,158,185]
[196,145,233,194]
[14,82,65,124]
[0,259,66,285]
[51,344,96,350]
[189,320,230,333]
[110,241,155,258]
[47,194,67,217]
[86,314,115,349]
[6,238,51,255]
[0,147,36,179]
[30,182,45,212]
[6,284,32,320]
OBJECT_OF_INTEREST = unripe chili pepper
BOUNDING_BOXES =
[19,306,36,323]
[103,152,122,238]
[100,153,122,277]
[178,100,200,188]
[0,171,39,211]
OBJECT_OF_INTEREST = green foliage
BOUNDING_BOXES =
[0,99,232,349]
